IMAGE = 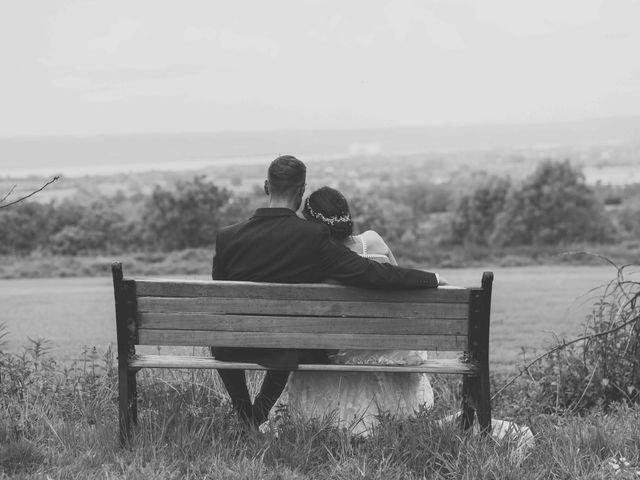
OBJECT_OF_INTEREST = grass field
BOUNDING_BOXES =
[2,264,640,479]
[1,264,630,372]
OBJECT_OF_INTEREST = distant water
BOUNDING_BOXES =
[3,118,640,179]
[1,152,351,179]
[6,155,640,186]
[1,156,271,179]
[583,165,640,185]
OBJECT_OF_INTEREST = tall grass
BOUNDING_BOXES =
[492,262,640,418]
[2,335,639,479]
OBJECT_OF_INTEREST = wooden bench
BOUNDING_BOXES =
[112,262,493,443]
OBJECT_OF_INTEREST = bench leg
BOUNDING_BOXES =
[476,369,492,435]
[460,374,492,435]
[460,375,476,430]
[118,366,138,445]
[129,368,138,426]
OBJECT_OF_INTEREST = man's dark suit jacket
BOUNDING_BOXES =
[211,207,439,367]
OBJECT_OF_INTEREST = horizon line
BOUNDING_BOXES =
[1,114,639,141]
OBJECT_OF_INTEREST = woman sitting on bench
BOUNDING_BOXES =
[272,186,435,435]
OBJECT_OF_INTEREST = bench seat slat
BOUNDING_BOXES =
[129,354,479,374]
[134,280,471,303]
[137,329,467,350]
[138,313,468,335]
[137,297,469,319]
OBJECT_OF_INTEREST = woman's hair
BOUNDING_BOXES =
[302,186,353,240]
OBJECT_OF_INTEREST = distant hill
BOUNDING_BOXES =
[1,116,639,177]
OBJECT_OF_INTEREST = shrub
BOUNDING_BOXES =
[617,206,640,237]
[349,195,415,244]
[500,262,640,414]
[492,160,613,246]
[143,176,231,251]
[0,202,55,254]
[450,175,511,245]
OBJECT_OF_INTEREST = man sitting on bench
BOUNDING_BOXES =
[211,155,442,427]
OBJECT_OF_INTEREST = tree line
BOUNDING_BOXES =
[1,160,639,257]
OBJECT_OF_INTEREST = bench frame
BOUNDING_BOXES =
[112,262,493,444]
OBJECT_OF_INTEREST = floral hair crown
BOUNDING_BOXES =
[304,198,352,226]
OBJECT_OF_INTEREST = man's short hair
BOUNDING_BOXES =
[268,155,306,196]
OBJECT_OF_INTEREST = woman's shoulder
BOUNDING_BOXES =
[359,230,384,242]
[359,230,388,253]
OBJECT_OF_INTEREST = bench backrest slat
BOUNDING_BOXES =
[136,297,469,320]
[138,313,468,335]
[135,280,472,303]
[137,330,467,350]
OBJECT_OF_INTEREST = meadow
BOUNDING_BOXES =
[2,264,640,478]
[1,264,625,373]
[2,319,640,479]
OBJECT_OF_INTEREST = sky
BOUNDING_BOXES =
[1,0,640,137]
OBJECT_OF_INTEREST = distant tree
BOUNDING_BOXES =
[349,194,414,244]
[409,181,453,215]
[491,160,612,246]
[0,202,55,254]
[617,206,640,237]
[49,198,130,254]
[379,181,453,214]
[450,175,511,245]
[49,198,87,232]
[219,192,264,227]
[50,226,99,255]
[143,176,231,251]
[0,176,61,253]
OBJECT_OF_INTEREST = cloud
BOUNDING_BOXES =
[476,0,604,36]
[218,28,280,58]
[355,34,375,49]
[184,26,217,43]
[51,65,206,89]
[185,26,280,58]
[384,0,466,50]
[52,75,95,90]
[328,14,344,31]
[4,0,639,136]
[87,18,140,55]
[44,2,281,71]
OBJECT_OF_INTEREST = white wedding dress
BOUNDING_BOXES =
[272,232,434,435]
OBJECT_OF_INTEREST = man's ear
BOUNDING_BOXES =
[294,183,305,203]
[263,180,270,196]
